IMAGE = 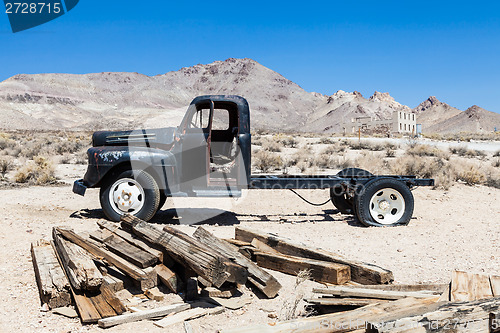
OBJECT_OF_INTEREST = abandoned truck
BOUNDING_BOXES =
[73,95,434,227]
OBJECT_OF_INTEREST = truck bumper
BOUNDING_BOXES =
[73,179,87,196]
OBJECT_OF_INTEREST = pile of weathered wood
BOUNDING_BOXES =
[222,271,500,332]
[32,214,500,332]
[31,214,397,329]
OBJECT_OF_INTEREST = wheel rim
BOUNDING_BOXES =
[368,188,405,225]
[108,178,145,215]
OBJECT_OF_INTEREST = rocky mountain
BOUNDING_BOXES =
[0,58,498,133]
[413,97,500,133]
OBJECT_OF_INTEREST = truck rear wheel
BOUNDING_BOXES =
[100,170,160,222]
[355,178,414,227]
[330,168,373,214]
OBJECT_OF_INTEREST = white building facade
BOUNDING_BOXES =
[343,111,417,134]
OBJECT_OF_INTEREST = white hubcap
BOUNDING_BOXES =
[369,188,405,225]
[109,178,145,215]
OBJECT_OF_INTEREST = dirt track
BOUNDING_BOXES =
[0,165,499,332]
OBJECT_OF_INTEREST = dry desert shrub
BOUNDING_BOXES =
[493,150,500,157]
[485,171,500,189]
[425,132,499,142]
[385,147,396,157]
[408,144,449,159]
[449,146,486,159]
[492,158,500,168]
[253,150,282,173]
[314,153,331,169]
[322,143,346,155]
[390,156,455,189]
[455,164,486,186]
[0,158,13,178]
[330,155,354,170]
[15,156,57,185]
[279,270,313,321]
[348,141,384,151]
[354,152,385,174]
[262,138,282,152]
[278,136,298,148]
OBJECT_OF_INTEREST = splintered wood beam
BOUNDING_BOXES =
[96,220,164,262]
[235,226,393,285]
[97,303,190,328]
[31,240,71,309]
[121,214,246,288]
[193,226,282,298]
[99,284,126,315]
[450,270,493,302]
[50,240,101,324]
[53,228,103,291]
[220,297,440,333]
[155,264,181,293]
[254,251,350,285]
[369,297,500,333]
[312,286,440,300]
[162,225,248,285]
[55,228,155,291]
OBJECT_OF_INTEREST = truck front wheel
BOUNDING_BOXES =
[100,170,160,222]
[355,178,414,227]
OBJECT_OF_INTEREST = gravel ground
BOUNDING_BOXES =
[0,164,499,332]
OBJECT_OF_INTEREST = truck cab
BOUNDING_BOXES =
[74,95,251,221]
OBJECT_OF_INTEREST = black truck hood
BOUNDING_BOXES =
[92,127,177,149]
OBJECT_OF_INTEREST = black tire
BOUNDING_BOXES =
[330,168,373,214]
[100,170,160,222]
[354,178,414,227]
[158,192,167,212]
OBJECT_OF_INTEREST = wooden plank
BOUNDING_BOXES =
[223,239,253,247]
[235,226,393,284]
[31,240,71,309]
[220,297,440,333]
[193,227,282,298]
[72,292,102,324]
[90,293,117,318]
[155,264,180,293]
[103,234,157,268]
[97,303,190,328]
[255,251,350,285]
[145,287,165,301]
[342,283,448,293]
[97,220,164,262]
[121,214,246,288]
[201,286,238,298]
[451,270,493,302]
[305,297,388,307]
[55,228,155,291]
[163,225,248,285]
[102,274,124,293]
[251,238,279,254]
[471,273,494,300]
[491,275,500,297]
[53,228,103,291]
[370,297,500,333]
[100,284,126,315]
[154,306,224,328]
[50,240,101,324]
[313,286,440,300]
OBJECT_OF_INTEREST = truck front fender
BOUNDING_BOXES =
[82,146,178,191]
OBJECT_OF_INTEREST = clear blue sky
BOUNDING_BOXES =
[1,1,499,112]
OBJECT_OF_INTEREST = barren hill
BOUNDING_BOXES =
[0,58,498,133]
[413,97,500,133]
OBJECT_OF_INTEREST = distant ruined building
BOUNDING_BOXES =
[342,110,418,135]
